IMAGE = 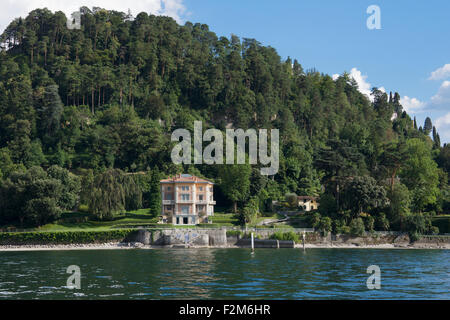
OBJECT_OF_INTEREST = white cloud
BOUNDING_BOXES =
[428,64,450,81]
[436,112,450,129]
[0,0,187,32]
[342,68,385,101]
[401,96,426,113]
[430,80,450,106]
[349,67,372,98]
[435,112,450,144]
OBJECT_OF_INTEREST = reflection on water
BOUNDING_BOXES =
[0,248,448,299]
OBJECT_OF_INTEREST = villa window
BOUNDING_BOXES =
[199,186,203,191]
[181,186,189,191]
[198,195,203,201]
[181,194,190,201]
[164,194,173,200]
[181,206,189,214]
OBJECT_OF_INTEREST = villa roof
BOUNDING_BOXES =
[298,195,317,201]
[160,174,214,184]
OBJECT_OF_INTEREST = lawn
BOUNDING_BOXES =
[2,209,313,233]
[210,213,240,226]
[35,209,159,232]
[2,209,243,233]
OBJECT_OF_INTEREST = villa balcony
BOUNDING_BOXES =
[196,200,216,205]
[176,199,195,204]
[162,200,174,205]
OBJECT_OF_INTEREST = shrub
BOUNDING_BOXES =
[269,231,299,243]
[226,230,242,237]
[0,229,134,245]
[349,218,365,237]
[78,204,89,213]
[285,193,298,209]
[375,212,390,231]
[239,197,260,225]
[318,217,332,234]
[364,216,375,232]
[307,212,321,228]
[196,223,224,228]
[341,225,351,235]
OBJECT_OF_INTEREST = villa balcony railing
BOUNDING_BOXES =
[164,199,215,205]
[196,200,216,205]
[176,199,195,204]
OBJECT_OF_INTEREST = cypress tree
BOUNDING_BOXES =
[148,168,162,217]
[424,117,432,135]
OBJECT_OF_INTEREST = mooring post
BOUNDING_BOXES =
[251,232,254,254]
[302,232,306,251]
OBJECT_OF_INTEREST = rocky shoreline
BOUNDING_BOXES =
[0,241,448,251]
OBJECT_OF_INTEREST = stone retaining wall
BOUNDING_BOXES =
[131,229,450,247]
[133,229,227,247]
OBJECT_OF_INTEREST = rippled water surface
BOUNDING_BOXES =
[0,248,448,299]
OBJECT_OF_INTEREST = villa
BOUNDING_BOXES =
[298,196,319,211]
[160,174,216,225]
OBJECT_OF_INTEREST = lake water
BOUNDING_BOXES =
[0,248,448,299]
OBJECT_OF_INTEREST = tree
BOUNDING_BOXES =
[36,84,64,145]
[375,212,390,231]
[308,212,321,228]
[318,193,338,218]
[47,165,81,210]
[219,164,251,212]
[342,176,387,217]
[0,166,64,227]
[349,218,365,237]
[432,126,440,148]
[387,183,411,229]
[88,169,125,220]
[437,144,450,179]
[285,193,298,209]
[122,174,143,211]
[315,139,363,210]
[379,142,408,190]
[423,117,432,136]
[148,168,162,217]
[318,216,332,234]
[400,139,439,212]
[240,196,259,225]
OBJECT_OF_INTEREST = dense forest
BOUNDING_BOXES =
[0,7,448,237]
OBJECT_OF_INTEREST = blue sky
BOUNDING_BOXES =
[183,0,450,142]
[1,0,449,142]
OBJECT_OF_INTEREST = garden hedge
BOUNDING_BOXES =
[0,229,135,245]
